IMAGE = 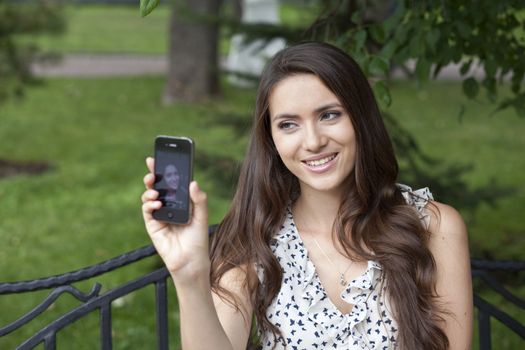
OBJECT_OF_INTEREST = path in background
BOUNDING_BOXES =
[32,54,486,80]
[32,54,167,77]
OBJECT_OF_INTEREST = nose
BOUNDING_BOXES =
[303,123,327,152]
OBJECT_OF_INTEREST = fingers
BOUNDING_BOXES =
[189,181,208,225]
[144,157,156,189]
[141,189,160,221]
[144,173,155,189]
[142,199,162,214]
[141,190,161,212]
[141,189,159,203]
[141,198,162,225]
[146,157,155,173]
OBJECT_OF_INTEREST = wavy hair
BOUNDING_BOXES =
[209,42,448,349]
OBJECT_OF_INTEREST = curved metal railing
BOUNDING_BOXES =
[0,225,523,349]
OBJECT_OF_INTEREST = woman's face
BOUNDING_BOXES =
[164,164,180,190]
[269,74,357,195]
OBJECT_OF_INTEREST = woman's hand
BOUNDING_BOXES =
[141,157,210,284]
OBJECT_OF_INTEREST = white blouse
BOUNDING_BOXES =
[257,185,433,350]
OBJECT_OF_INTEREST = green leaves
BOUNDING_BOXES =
[369,56,390,76]
[425,28,440,53]
[353,30,367,51]
[462,77,480,99]
[373,80,392,107]
[369,24,386,44]
[460,60,473,76]
[140,0,160,18]
[0,0,65,104]
[415,58,431,82]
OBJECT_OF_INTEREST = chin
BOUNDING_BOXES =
[302,181,345,193]
[299,174,353,194]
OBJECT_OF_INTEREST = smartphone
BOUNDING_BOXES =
[152,135,194,224]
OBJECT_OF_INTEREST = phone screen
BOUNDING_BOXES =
[153,136,193,223]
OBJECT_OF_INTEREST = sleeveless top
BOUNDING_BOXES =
[257,185,433,350]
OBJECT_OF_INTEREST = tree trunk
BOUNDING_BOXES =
[162,0,221,104]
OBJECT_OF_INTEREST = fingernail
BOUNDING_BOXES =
[191,181,200,193]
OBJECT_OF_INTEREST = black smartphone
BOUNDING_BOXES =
[152,135,194,224]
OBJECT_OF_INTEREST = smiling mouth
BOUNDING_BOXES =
[303,153,338,167]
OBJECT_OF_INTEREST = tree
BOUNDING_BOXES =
[143,0,524,114]
[161,0,222,104]
[141,0,225,103]
[0,0,64,176]
[0,0,64,103]
[303,0,525,116]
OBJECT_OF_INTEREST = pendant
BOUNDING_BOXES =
[340,274,347,286]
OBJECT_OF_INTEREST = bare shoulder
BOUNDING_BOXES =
[426,201,473,349]
[425,200,470,277]
[426,201,468,243]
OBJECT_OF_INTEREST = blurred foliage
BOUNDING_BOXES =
[313,0,525,117]
[141,1,525,114]
[233,0,525,117]
[383,111,515,221]
[0,0,65,103]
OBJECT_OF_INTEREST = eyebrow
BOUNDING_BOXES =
[271,102,343,122]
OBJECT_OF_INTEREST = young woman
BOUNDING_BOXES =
[141,42,473,349]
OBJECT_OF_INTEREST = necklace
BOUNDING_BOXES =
[312,237,353,286]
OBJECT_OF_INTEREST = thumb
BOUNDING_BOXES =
[189,181,208,225]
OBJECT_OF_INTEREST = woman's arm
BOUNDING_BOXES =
[176,265,253,350]
[141,157,252,350]
[212,266,255,349]
[427,201,473,350]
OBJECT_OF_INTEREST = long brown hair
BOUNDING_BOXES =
[210,42,448,349]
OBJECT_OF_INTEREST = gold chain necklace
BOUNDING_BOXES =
[312,237,354,286]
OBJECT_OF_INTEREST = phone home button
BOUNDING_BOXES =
[167,212,174,219]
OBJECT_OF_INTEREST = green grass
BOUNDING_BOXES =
[0,77,523,349]
[21,2,321,55]
[0,77,254,349]
[14,1,322,79]
[19,5,170,54]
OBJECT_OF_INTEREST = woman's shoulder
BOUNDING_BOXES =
[396,183,467,239]
[424,202,473,347]
[397,183,434,226]
[426,201,468,242]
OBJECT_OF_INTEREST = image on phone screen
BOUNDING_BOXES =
[155,151,190,211]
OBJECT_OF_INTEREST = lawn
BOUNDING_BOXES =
[21,2,320,55]
[0,77,254,349]
[21,5,170,54]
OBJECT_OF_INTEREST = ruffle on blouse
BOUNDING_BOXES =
[397,183,434,228]
[271,209,384,345]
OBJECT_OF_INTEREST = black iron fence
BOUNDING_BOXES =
[1,225,524,349]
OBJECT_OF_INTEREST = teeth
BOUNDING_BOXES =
[305,154,336,167]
